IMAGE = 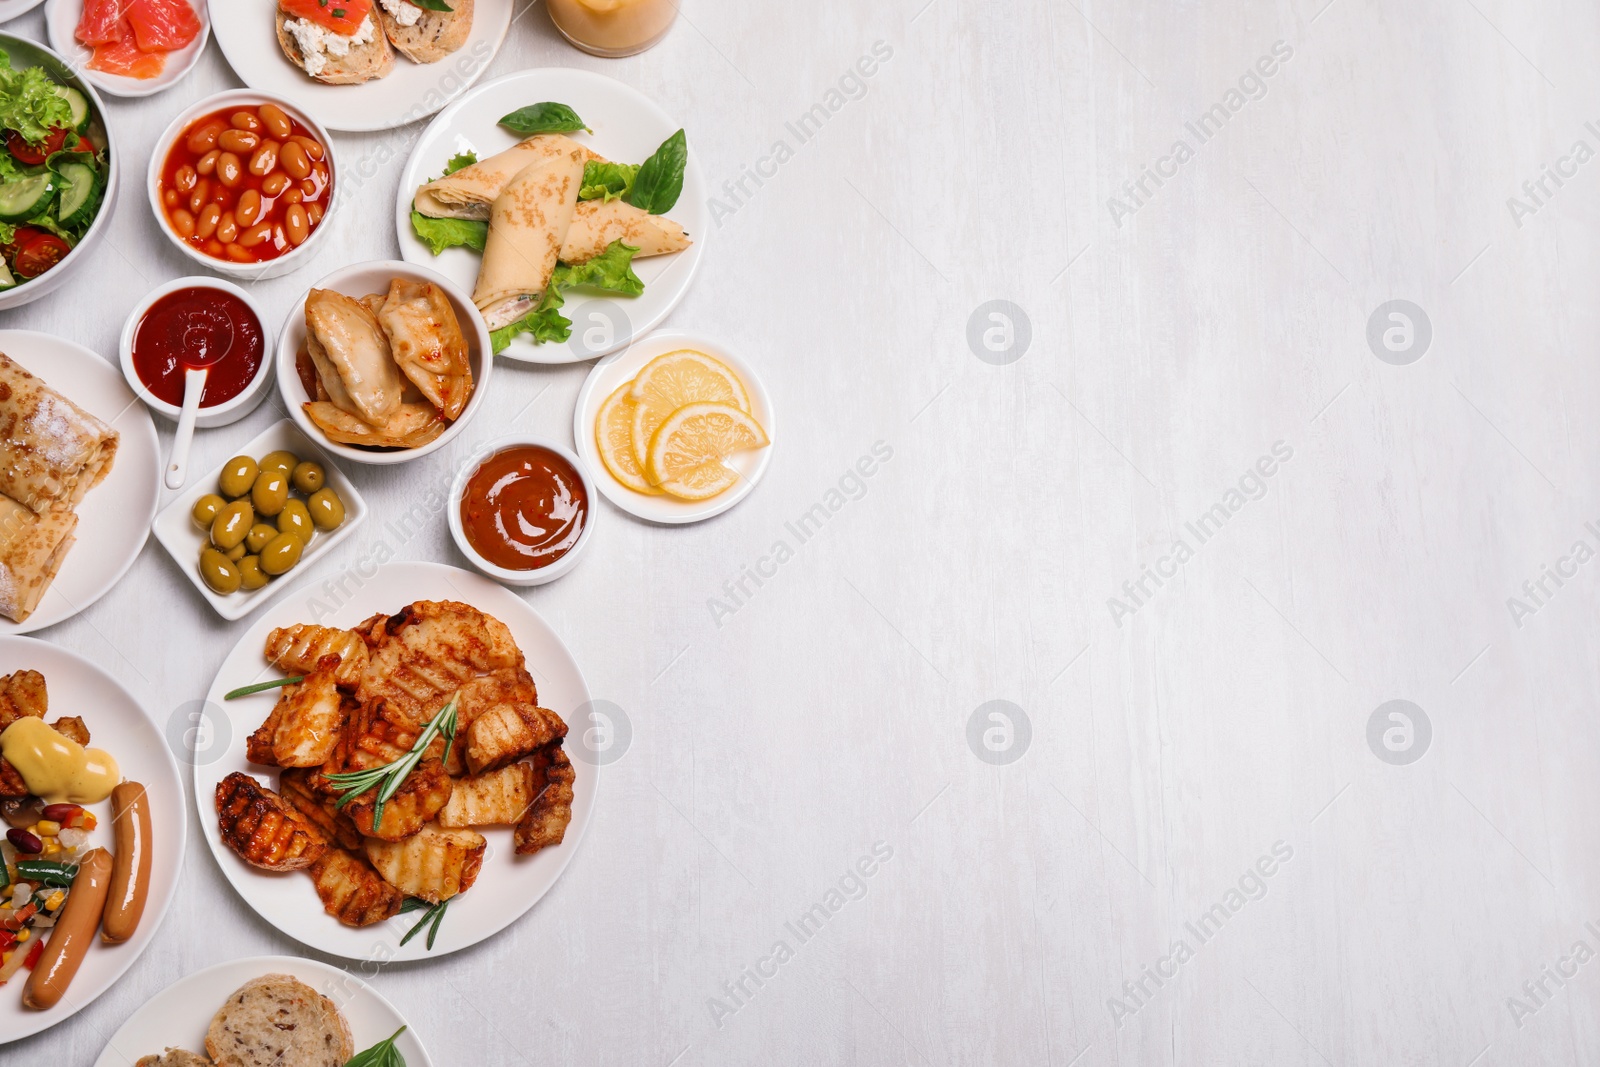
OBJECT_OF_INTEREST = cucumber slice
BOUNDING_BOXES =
[0,173,54,222]
[54,85,89,132]
[55,161,96,227]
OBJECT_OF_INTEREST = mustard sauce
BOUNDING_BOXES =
[0,717,119,803]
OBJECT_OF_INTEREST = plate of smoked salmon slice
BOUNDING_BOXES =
[46,0,208,98]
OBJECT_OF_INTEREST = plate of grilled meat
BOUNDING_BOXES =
[194,561,593,961]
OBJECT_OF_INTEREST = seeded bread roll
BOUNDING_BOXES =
[136,1052,212,1067]
[379,0,473,63]
[205,975,353,1067]
[275,11,395,85]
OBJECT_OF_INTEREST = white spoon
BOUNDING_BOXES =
[165,366,208,490]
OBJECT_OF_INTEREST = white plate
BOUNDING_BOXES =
[196,561,596,962]
[574,330,775,524]
[0,0,45,23]
[395,67,706,364]
[0,636,187,1045]
[151,420,368,621]
[45,0,210,99]
[92,955,435,1066]
[0,331,159,635]
[213,0,512,133]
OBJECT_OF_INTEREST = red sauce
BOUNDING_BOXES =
[460,446,588,571]
[157,104,331,265]
[131,286,265,407]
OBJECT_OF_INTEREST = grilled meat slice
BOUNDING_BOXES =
[0,669,45,729]
[438,762,536,828]
[340,756,453,841]
[307,846,405,927]
[281,767,363,850]
[357,600,522,729]
[264,624,369,688]
[466,703,567,776]
[266,656,348,767]
[364,823,486,903]
[214,771,326,872]
[49,716,88,745]
[447,668,537,775]
[515,744,575,856]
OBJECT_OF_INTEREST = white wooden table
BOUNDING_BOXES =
[7,1,1595,1063]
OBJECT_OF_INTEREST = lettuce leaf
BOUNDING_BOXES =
[443,151,477,176]
[489,241,643,352]
[410,211,487,255]
[0,57,72,146]
[579,161,639,203]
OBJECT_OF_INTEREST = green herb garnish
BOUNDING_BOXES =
[399,898,450,950]
[624,128,687,214]
[224,676,304,700]
[325,695,459,829]
[578,160,639,203]
[498,102,588,135]
[489,240,643,352]
[343,1025,408,1067]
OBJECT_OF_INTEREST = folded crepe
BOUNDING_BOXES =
[560,199,691,264]
[0,497,76,623]
[415,134,597,221]
[0,352,118,514]
[473,143,587,330]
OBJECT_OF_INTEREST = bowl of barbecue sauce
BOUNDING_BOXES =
[119,276,273,427]
[450,436,595,586]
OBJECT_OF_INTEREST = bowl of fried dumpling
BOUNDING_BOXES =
[277,261,492,465]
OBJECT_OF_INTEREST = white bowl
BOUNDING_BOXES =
[0,33,119,312]
[45,0,210,99]
[118,275,275,428]
[147,88,337,282]
[448,435,597,587]
[277,259,493,466]
[151,419,367,621]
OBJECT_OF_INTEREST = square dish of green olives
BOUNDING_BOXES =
[151,420,367,621]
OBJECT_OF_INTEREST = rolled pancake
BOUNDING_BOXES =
[473,144,587,330]
[415,134,596,221]
[0,497,76,623]
[0,353,118,513]
[559,199,691,263]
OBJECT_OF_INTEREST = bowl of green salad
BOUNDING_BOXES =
[0,34,116,311]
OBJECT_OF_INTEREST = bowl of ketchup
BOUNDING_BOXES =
[119,276,273,428]
[449,435,596,587]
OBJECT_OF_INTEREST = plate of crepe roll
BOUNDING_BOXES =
[396,67,706,364]
[0,333,159,633]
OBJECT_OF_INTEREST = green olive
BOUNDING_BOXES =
[290,460,325,494]
[258,532,303,576]
[209,500,254,550]
[245,523,278,553]
[308,487,345,531]
[192,493,225,529]
[251,469,290,517]
[224,541,246,562]
[260,450,299,476]
[238,555,269,591]
[218,456,259,499]
[199,547,241,594]
[278,499,313,543]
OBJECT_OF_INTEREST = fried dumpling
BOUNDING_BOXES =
[304,289,405,428]
[303,401,444,450]
[377,279,473,420]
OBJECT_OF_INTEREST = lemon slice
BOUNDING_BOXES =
[630,350,751,468]
[646,401,769,500]
[594,381,661,495]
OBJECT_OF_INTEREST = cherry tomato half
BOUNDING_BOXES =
[11,232,71,278]
[6,127,71,166]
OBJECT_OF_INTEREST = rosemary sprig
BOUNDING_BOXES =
[399,898,450,950]
[224,676,304,700]
[325,695,459,829]
[343,1025,408,1067]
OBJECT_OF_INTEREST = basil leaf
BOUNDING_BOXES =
[579,160,638,203]
[409,0,453,9]
[499,102,589,135]
[343,1025,408,1067]
[624,129,686,215]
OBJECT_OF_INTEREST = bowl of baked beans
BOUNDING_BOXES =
[147,89,337,281]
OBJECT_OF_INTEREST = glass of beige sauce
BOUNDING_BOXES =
[546,0,678,57]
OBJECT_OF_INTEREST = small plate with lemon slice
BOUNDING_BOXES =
[574,330,774,524]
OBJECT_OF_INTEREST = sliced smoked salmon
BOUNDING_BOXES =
[75,0,128,46]
[279,0,373,36]
[86,36,166,79]
[125,0,201,53]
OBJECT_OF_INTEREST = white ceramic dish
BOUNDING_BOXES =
[448,435,597,587]
[212,0,512,133]
[396,67,707,364]
[197,561,596,962]
[277,259,493,465]
[91,955,435,1066]
[118,276,275,429]
[574,330,775,525]
[152,420,367,621]
[0,331,159,634]
[147,88,338,282]
[0,0,45,22]
[0,636,186,1045]
[45,0,210,99]
[0,34,118,312]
